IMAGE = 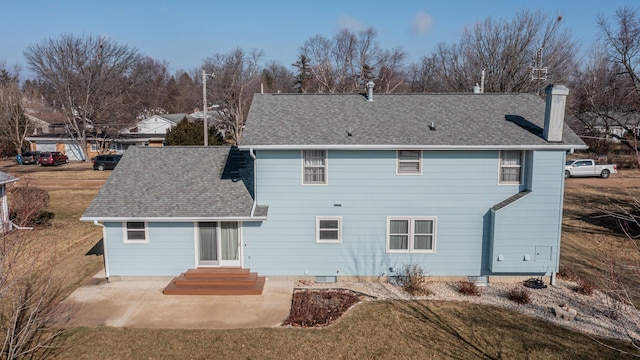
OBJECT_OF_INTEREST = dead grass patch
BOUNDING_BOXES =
[60,301,638,359]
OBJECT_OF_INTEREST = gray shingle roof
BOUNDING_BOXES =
[158,113,191,123]
[0,171,18,185]
[240,93,586,149]
[81,146,264,220]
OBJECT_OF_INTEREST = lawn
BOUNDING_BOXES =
[2,161,639,359]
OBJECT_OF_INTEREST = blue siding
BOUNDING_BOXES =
[105,222,195,276]
[243,149,566,277]
[489,151,565,274]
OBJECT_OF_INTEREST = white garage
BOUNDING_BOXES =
[64,143,84,161]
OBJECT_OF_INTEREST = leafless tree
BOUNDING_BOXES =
[128,57,171,118]
[570,47,639,156]
[24,34,142,161]
[376,48,409,93]
[261,61,295,94]
[409,55,446,93]
[1,184,64,360]
[569,7,640,163]
[203,48,263,144]
[0,66,32,155]
[298,27,408,93]
[598,7,640,104]
[431,10,577,93]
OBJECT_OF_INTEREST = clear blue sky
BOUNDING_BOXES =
[0,0,637,76]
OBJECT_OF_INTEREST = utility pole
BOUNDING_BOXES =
[202,70,219,146]
[202,70,208,146]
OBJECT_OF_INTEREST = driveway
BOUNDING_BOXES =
[59,271,294,329]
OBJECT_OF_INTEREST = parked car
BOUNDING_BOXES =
[564,159,617,179]
[93,154,122,171]
[39,151,69,166]
[19,151,41,165]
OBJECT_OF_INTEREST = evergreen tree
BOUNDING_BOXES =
[165,117,222,146]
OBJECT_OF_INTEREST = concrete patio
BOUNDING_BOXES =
[59,271,294,329]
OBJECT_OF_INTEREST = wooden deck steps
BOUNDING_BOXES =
[163,268,265,295]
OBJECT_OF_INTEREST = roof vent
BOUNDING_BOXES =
[366,81,375,102]
[429,122,436,131]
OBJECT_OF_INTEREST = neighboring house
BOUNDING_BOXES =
[123,113,190,137]
[81,84,587,284]
[23,100,68,135]
[26,113,192,161]
[0,172,19,233]
[571,112,640,143]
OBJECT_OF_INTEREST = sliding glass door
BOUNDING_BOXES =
[197,222,240,267]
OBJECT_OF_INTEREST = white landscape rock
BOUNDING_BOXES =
[297,278,640,342]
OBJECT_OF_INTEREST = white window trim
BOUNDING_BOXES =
[498,150,524,185]
[396,150,422,175]
[316,216,342,243]
[386,216,436,254]
[123,221,149,244]
[301,150,328,185]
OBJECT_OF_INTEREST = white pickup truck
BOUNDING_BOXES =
[564,159,617,179]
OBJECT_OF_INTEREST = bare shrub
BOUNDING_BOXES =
[575,278,596,296]
[394,264,432,296]
[283,289,361,327]
[507,287,531,304]
[8,183,50,227]
[1,275,65,359]
[557,265,579,281]
[457,280,480,296]
[1,232,66,359]
[601,291,625,320]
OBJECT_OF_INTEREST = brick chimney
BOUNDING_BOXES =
[543,84,569,142]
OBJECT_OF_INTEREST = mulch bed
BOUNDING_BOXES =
[283,289,363,327]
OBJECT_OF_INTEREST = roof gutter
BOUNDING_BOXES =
[80,216,267,223]
[238,144,588,151]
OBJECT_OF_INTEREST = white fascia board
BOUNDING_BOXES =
[238,144,588,151]
[80,216,267,222]
[26,136,73,142]
[0,178,20,185]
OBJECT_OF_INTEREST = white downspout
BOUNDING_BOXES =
[249,148,257,217]
[93,220,110,281]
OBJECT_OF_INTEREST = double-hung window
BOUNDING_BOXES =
[316,216,341,243]
[397,150,422,175]
[387,217,436,253]
[124,221,148,243]
[303,150,327,184]
[499,150,523,184]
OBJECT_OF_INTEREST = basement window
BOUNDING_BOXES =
[316,216,341,243]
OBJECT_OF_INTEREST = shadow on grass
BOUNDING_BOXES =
[388,299,638,359]
[86,239,103,256]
